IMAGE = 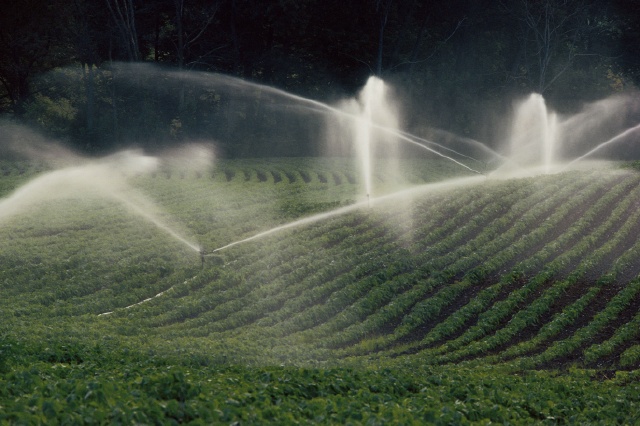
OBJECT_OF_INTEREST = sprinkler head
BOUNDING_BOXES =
[199,248,207,269]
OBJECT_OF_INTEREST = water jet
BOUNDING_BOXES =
[5,65,640,283]
[498,93,559,175]
[0,136,202,254]
[331,75,483,198]
[562,122,640,171]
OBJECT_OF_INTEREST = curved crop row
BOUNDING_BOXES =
[419,174,640,363]
[333,172,619,356]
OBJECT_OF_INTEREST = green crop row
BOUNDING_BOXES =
[492,226,640,368]
[161,225,398,333]
[528,278,640,367]
[384,171,630,356]
[298,178,561,348]
[324,173,603,355]
[584,305,640,364]
[422,173,640,363]
[280,185,528,342]
[183,183,529,344]
[399,182,629,361]
[485,176,640,362]
[3,337,638,425]
[3,161,640,425]
[114,211,376,322]
[620,344,640,367]
[3,159,640,397]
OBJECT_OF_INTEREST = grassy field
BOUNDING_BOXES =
[1,157,639,424]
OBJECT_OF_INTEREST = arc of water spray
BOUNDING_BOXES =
[172,68,486,176]
[380,126,485,175]
[205,204,360,255]
[394,129,484,163]
[123,66,515,174]
[107,191,201,253]
[0,151,201,254]
[205,175,485,256]
[105,176,485,316]
[421,128,510,163]
[561,123,640,171]
[98,287,173,316]
[288,103,485,175]
[382,127,484,175]
[245,78,485,175]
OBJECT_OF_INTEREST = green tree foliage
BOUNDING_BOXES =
[0,0,638,153]
[0,0,72,114]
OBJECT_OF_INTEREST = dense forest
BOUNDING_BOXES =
[1,0,639,155]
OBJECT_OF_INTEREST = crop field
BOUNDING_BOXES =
[1,157,639,424]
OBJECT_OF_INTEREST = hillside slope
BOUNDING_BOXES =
[1,158,639,371]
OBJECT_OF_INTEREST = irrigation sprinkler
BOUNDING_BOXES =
[200,248,225,268]
[200,249,207,269]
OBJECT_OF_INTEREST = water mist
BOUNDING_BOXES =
[0,132,203,253]
[508,93,558,174]
[327,76,402,202]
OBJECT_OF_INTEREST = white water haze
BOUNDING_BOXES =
[354,77,401,199]
[194,74,638,256]
[205,174,486,255]
[0,125,207,253]
[510,93,558,174]
[159,142,215,176]
[490,91,640,177]
[2,65,640,271]
[0,122,81,167]
[326,75,485,203]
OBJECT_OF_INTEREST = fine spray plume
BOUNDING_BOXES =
[52,63,640,261]
[5,62,637,324]
[558,93,640,170]
[0,121,81,168]
[325,75,485,208]
[158,142,215,178]
[202,77,636,255]
[0,123,202,254]
[97,63,640,177]
[486,91,640,178]
[157,142,219,267]
[114,63,484,178]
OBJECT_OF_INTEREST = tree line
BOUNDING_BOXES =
[0,0,638,155]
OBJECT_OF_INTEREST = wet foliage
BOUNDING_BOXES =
[1,158,639,423]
